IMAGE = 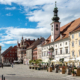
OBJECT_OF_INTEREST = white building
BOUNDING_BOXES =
[41,2,80,62]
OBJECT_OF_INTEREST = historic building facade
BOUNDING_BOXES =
[70,27,80,59]
[26,37,45,64]
[17,36,35,63]
[37,44,42,60]
[1,46,17,63]
[33,48,37,60]
[41,2,80,62]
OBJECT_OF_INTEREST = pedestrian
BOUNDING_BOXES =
[2,63,3,68]
[12,63,13,68]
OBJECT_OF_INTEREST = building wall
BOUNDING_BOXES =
[26,49,32,60]
[3,46,17,63]
[70,31,80,58]
[42,38,70,62]
[42,44,53,62]
[33,50,37,60]
[54,38,70,60]
[37,44,42,59]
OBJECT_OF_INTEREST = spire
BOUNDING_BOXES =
[22,35,23,40]
[55,1,56,7]
[52,1,60,22]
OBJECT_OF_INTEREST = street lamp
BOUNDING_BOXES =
[48,47,54,67]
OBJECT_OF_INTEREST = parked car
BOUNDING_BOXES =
[13,60,22,64]
[3,63,11,67]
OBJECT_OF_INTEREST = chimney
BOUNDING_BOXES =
[60,34,62,39]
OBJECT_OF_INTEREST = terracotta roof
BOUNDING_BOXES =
[70,26,80,33]
[42,18,80,46]
[27,37,45,49]
[34,47,37,50]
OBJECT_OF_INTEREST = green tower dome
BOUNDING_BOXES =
[52,1,60,22]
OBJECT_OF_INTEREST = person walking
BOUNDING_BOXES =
[2,63,3,68]
[12,62,13,68]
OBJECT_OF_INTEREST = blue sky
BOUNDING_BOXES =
[0,0,80,53]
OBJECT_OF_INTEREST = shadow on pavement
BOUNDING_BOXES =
[7,74,16,75]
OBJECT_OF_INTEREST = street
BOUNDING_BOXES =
[0,64,80,80]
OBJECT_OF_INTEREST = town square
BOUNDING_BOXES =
[0,0,80,80]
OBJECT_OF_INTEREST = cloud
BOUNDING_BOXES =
[4,40,17,44]
[0,0,80,27]
[0,43,5,47]
[0,27,50,42]
[5,7,16,10]
[6,13,13,16]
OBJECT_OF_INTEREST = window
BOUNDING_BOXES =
[7,54,8,56]
[10,54,11,56]
[44,52,45,56]
[47,51,48,56]
[55,45,57,47]
[72,41,74,47]
[56,24,58,30]
[13,54,14,56]
[79,40,80,46]
[56,49,57,55]
[72,51,74,56]
[42,52,43,56]
[79,32,80,37]
[79,50,80,56]
[60,44,62,46]
[60,49,62,54]
[65,42,67,45]
[65,48,68,54]
[72,34,74,39]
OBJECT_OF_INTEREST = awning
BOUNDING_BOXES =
[42,59,49,63]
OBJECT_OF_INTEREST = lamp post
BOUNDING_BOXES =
[48,47,54,67]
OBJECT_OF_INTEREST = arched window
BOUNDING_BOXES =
[56,24,58,30]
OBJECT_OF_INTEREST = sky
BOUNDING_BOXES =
[0,0,80,53]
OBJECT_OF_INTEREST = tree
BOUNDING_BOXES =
[59,58,64,63]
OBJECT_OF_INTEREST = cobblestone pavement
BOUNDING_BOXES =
[0,64,80,80]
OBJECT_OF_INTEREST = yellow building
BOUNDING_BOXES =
[70,27,80,60]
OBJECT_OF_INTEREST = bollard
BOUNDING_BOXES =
[2,75,3,80]
[4,77,5,80]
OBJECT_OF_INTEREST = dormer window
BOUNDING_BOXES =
[56,24,58,30]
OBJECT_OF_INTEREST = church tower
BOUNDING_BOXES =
[51,1,60,42]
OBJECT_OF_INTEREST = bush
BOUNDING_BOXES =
[29,60,33,64]
[74,67,77,69]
